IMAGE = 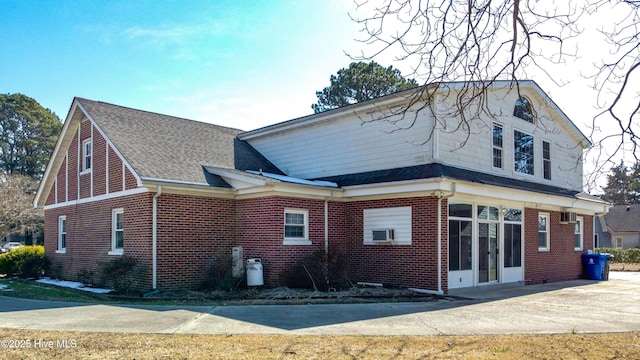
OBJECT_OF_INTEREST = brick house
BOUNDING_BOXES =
[34,80,609,294]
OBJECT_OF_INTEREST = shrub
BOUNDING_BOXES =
[0,245,49,278]
[283,250,350,291]
[595,248,640,263]
[97,256,145,294]
[199,254,238,291]
[76,269,96,287]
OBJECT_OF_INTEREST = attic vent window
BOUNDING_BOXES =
[513,97,534,123]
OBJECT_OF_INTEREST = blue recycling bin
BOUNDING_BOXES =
[582,254,606,280]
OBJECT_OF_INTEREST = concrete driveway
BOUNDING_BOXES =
[1,272,639,336]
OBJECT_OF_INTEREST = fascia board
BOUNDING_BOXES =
[204,167,268,187]
[238,87,432,140]
[141,180,236,199]
[34,101,82,207]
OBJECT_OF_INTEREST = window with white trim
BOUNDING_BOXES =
[538,213,550,251]
[284,209,310,245]
[574,216,583,251]
[614,236,623,249]
[110,208,124,254]
[57,216,66,253]
[513,96,534,123]
[542,140,551,180]
[82,138,92,172]
[492,123,503,169]
[514,130,534,175]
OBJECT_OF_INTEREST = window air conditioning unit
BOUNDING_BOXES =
[372,229,395,242]
[560,211,577,224]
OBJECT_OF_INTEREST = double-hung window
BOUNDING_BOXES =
[284,209,310,245]
[543,140,551,180]
[57,216,67,253]
[82,138,92,172]
[538,213,550,251]
[110,208,124,255]
[574,217,583,251]
[492,123,503,169]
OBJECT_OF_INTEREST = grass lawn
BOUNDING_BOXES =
[0,328,638,359]
[0,278,99,303]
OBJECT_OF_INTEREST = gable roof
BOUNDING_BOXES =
[35,98,281,206]
[604,204,640,232]
[239,80,591,148]
[76,98,241,184]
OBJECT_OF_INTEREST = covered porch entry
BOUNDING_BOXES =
[447,202,524,290]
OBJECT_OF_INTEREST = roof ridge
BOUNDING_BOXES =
[74,97,244,132]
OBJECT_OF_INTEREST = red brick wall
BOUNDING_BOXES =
[524,209,593,284]
[108,146,123,193]
[68,132,78,201]
[345,196,444,292]
[236,196,331,286]
[155,194,236,290]
[46,118,134,206]
[93,128,107,196]
[44,193,154,289]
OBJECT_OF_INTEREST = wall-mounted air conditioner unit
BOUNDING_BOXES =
[560,212,577,224]
[372,229,395,242]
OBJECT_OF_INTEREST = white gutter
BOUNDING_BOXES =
[152,185,162,289]
[437,183,456,295]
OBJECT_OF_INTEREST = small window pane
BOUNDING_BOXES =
[285,213,304,225]
[493,148,503,168]
[493,124,503,147]
[504,209,522,222]
[449,203,472,218]
[285,225,304,238]
[538,216,547,231]
[116,231,124,249]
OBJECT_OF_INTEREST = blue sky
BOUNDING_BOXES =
[1,0,365,130]
[1,0,637,185]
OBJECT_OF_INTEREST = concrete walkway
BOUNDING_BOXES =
[1,272,639,336]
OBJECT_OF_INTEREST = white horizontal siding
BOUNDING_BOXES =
[363,206,412,245]
[248,85,585,191]
[248,109,434,179]
[435,88,585,191]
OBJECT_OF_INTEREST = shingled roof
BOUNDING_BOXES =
[77,98,281,185]
[315,163,581,198]
[604,204,640,232]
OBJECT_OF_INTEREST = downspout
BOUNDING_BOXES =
[151,186,162,290]
[409,183,455,296]
[436,183,455,294]
[324,191,336,255]
[324,191,336,289]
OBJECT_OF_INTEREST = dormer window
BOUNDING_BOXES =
[513,97,534,123]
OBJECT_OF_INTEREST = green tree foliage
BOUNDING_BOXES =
[312,61,417,113]
[601,161,640,205]
[0,93,62,180]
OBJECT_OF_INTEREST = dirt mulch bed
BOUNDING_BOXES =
[137,285,438,305]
